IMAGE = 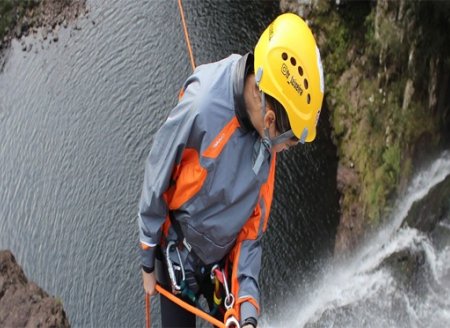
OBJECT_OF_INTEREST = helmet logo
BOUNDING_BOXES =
[281,63,290,79]
[288,75,303,96]
[281,63,303,96]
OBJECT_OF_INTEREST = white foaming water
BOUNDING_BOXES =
[388,151,450,231]
[265,152,450,328]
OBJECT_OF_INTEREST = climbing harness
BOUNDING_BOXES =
[145,258,240,328]
[161,237,240,327]
[146,209,241,327]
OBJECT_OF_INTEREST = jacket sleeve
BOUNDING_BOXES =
[229,155,277,323]
[138,82,200,271]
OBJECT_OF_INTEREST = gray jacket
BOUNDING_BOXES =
[138,54,276,321]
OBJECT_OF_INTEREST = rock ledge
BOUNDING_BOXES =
[0,250,69,328]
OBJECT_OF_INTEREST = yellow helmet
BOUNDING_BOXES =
[254,13,324,142]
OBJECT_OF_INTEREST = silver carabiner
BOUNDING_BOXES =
[222,269,234,309]
[210,264,220,282]
[165,241,185,294]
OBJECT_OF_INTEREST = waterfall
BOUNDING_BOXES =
[266,152,450,328]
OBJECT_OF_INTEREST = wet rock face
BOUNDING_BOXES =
[0,250,70,328]
[405,175,450,233]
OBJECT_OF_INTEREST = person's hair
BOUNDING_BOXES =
[265,94,291,133]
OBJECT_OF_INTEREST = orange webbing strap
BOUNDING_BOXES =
[177,0,196,71]
[224,308,240,328]
[155,284,226,328]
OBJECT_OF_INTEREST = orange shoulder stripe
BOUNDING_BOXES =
[203,116,240,159]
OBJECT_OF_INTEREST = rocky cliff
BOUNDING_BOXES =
[0,0,86,69]
[280,0,450,253]
[0,250,70,327]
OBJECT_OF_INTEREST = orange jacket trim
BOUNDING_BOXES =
[164,148,207,210]
[203,116,240,159]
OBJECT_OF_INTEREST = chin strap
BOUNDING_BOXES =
[252,136,272,174]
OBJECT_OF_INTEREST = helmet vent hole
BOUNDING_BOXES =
[307,94,311,104]
[298,66,303,76]
[290,57,296,66]
[304,79,309,89]
[282,52,288,61]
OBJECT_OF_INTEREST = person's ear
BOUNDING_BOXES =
[263,110,276,129]
[252,82,260,99]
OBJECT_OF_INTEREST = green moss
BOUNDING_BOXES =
[325,20,350,80]
[0,0,41,42]
[383,144,401,184]
[363,10,380,69]
[291,0,449,236]
[367,176,384,220]
[0,0,14,37]
[320,0,448,226]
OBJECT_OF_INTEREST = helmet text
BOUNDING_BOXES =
[288,75,303,96]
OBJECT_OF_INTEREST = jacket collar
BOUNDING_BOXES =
[233,53,254,132]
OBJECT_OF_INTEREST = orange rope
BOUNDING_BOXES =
[177,0,196,71]
[156,284,226,328]
[145,293,150,328]
[145,285,226,328]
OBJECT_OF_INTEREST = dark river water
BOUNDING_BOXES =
[0,1,339,327]
[6,1,447,327]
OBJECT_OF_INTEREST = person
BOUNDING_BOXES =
[138,12,324,328]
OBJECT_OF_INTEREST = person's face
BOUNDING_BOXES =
[268,119,300,153]
[265,98,300,153]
